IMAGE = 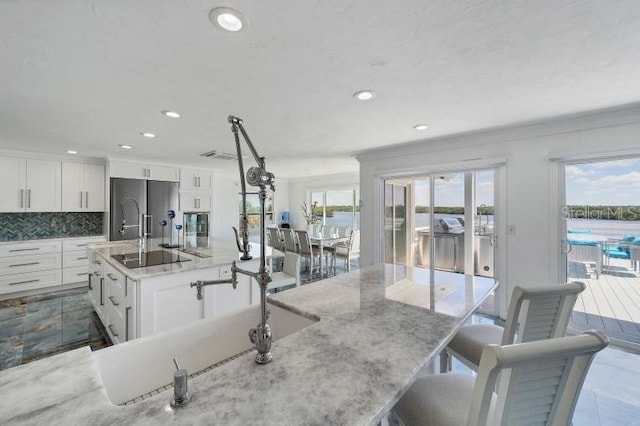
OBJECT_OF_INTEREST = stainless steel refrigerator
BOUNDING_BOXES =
[110,178,179,242]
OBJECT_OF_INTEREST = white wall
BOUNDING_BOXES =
[287,172,360,230]
[210,174,240,243]
[357,105,640,300]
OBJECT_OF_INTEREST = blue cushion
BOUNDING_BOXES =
[569,239,599,247]
[622,235,636,242]
[605,248,631,259]
[633,237,640,245]
[568,229,592,234]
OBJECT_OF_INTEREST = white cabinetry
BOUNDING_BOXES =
[110,160,178,182]
[0,157,61,212]
[179,168,213,191]
[61,163,105,211]
[178,167,213,213]
[88,250,105,321]
[0,240,62,294]
[138,260,257,337]
[102,262,135,344]
[179,192,212,212]
[62,236,106,285]
[87,246,258,342]
[0,236,106,297]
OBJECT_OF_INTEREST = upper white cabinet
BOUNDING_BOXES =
[179,168,213,191]
[110,160,179,182]
[0,157,61,212]
[61,163,105,211]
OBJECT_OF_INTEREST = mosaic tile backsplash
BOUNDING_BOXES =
[0,212,104,241]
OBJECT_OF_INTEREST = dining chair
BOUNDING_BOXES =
[441,281,586,372]
[281,228,299,253]
[294,229,325,276]
[268,251,301,292]
[394,330,608,426]
[326,230,360,272]
[267,227,285,253]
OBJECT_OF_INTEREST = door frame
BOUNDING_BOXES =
[376,160,507,317]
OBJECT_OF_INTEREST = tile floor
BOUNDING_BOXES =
[1,264,639,425]
[0,287,111,370]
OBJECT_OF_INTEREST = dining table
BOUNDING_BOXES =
[309,231,350,276]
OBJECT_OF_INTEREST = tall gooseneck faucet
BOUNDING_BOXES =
[189,115,275,364]
[119,196,145,251]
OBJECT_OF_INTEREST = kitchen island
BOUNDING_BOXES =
[87,238,262,343]
[0,264,496,425]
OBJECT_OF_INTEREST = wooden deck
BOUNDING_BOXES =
[568,257,640,345]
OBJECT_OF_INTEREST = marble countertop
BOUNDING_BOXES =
[0,264,497,425]
[88,238,267,280]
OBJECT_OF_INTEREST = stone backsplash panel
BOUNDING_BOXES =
[0,212,104,241]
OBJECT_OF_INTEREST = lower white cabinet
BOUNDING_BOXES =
[102,262,135,344]
[0,269,62,294]
[0,236,106,296]
[62,236,107,285]
[87,247,258,343]
[137,261,257,337]
[0,240,62,295]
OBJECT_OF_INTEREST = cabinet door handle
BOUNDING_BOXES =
[80,191,83,208]
[107,324,119,337]
[85,191,89,208]
[27,189,31,208]
[95,260,102,265]
[109,296,119,306]
[20,189,24,208]
[76,244,88,247]
[9,262,40,268]
[9,279,40,286]
[106,273,117,281]
[77,256,88,260]
[194,176,197,187]
[77,272,89,276]
[88,273,93,290]
[9,247,39,252]
[197,176,200,187]
[100,278,104,306]
[125,306,131,341]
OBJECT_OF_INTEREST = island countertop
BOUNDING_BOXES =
[0,264,497,425]
[88,238,266,280]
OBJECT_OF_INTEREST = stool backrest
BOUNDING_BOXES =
[502,281,586,346]
[469,330,608,426]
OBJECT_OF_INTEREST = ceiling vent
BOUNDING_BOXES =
[199,150,237,160]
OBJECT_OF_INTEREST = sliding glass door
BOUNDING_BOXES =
[384,168,498,311]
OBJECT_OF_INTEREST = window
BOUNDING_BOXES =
[239,192,274,242]
[308,189,360,230]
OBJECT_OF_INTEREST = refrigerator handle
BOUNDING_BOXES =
[145,214,152,237]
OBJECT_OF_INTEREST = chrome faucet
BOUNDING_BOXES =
[191,115,275,365]
[119,196,146,250]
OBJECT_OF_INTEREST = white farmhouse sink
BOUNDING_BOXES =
[94,304,316,405]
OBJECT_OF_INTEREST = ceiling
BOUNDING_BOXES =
[1,1,640,178]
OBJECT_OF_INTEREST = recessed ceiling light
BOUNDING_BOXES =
[66,150,78,154]
[140,132,156,138]
[209,7,246,32]
[353,90,376,101]
[162,110,180,118]
[119,144,132,150]
[413,124,429,131]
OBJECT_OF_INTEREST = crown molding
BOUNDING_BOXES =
[356,102,640,163]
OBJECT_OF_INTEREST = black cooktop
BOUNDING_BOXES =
[111,250,192,269]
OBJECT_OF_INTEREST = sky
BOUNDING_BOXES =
[566,158,640,205]
[413,170,495,207]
